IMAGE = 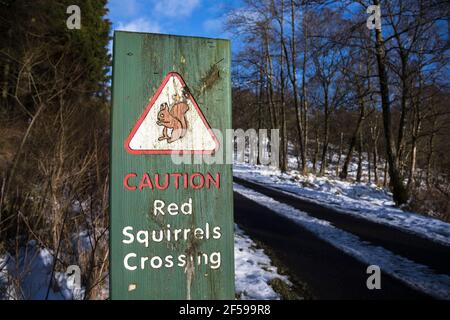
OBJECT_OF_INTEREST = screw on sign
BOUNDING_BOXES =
[110,31,234,299]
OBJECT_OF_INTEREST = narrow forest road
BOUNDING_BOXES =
[233,177,450,299]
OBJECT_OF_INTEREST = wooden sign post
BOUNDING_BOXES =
[110,31,234,299]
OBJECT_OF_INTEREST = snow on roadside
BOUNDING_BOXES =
[0,241,83,300]
[234,182,450,300]
[234,224,292,300]
[234,162,450,247]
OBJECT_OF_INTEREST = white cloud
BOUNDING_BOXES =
[155,0,200,17]
[116,18,161,33]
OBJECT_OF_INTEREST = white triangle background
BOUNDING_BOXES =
[128,75,217,152]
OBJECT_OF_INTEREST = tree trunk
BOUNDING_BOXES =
[312,114,319,173]
[340,93,365,179]
[383,158,388,188]
[367,143,372,183]
[407,74,423,190]
[373,137,379,185]
[372,0,408,205]
[300,13,309,175]
[408,136,417,189]
[426,118,436,187]
[257,64,264,165]
[356,129,363,182]
[264,29,277,131]
[278,0,288,172]
[407,105,421,189]
[284,0,306,173]
[336,132,343,176]
[396,53,409,170]
[319,90,329,175]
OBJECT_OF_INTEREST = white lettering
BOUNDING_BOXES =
[124,253,137,271]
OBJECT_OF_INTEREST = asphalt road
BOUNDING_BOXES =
[233,177,450,299]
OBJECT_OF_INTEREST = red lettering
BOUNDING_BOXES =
[190,173,205,189]
[183,173,188,189]
[206,173,220,189]
[172,173,182,189]
[123,172,221,191]
[139,173,153,190]
[123,173,137,191]
[155,173,169,190]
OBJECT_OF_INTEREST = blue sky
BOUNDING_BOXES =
[107,0,242,39]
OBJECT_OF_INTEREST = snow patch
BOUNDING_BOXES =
[0,242,83,300]
[234,224,291,300]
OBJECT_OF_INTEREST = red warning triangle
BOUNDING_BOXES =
[124,72,219,155]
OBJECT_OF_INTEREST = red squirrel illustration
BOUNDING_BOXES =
[156,88,190,143]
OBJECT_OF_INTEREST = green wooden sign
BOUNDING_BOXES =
[110,31,234,300]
